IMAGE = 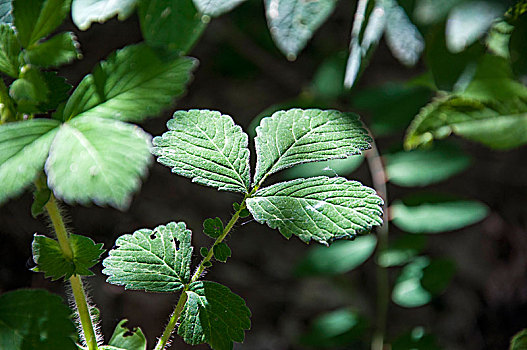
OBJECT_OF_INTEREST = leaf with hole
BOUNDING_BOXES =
[108,319,147,350]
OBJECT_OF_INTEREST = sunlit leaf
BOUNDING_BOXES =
[391,256,431,308]
[72,0,137,30]
[193,0,247,17]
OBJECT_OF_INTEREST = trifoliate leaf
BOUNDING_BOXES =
[139,0,207,54]
[0,0,12,23]
[13,0,71,48]
[377,234,427,267]
[25,32,80,68]
[295,235,377,276]
[153,110,251,193]
[45,115,151,209]
[0,289,77,350]
[193,0,247,17]
[213,242,231,262]
[203,217,223,239]
[61,43,196,122]
[178,281,251,350]
[246,176,383,245]
[510,328,527,350]
[0,24,20,78]
[72,0,137,30]
[264,0,337,59]
[102,222,193,292]
[0,118,60,205]
[253,109,371,186]
[108,319,147,350]
[32,233,105,280]
[9,65,49,113]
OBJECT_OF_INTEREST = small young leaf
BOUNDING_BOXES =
[193,0,247,17]
[153,110,251,193]
[200,247,209,257]
[13,0,71,48]
[139,0,207,54]
[0,23,20,78]
[247,176,383,245]
[253,109,371,186]
[510,329,527,350]
[45,115,151,209]
[9,65,49,113]
[213,242,231,262]
[233,202,241,211]
[72,0,137,30]
[239,208,250,218]
[203,217,223,239]
[32,233,105,280]
[0,118,60,205]
[102,222,193,292]
[108,319,147,350]
[31,184,51,218]
[25,32,80,68]
[264,0,337,59]
[178,281,251,350]
[0,289,78,350]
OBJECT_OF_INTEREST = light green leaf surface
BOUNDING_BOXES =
[0,118,59,205]
[377,234,426,267]
[264,0,337,59]
[25,32,80,68]
[391,256,431,308]
[72,0,137,30]
[0,289,77,350]
[108,319,147,350]
[102,222,193,292]
[193,0,247,16]
[32,233,105,280]
[284,155,363,180]
[178,281,251,350]
[61,44,196,122]
[153,110,250,193]
[385,142,471,187]
[0,0,12,23]
[45,116,151,209]
[295,235,377,276]
[391,198,488,234]
[9,65,49,113]
[247,177,383,245]
[13,0,71,47]
[413,0,463,24]
[139,0,207,54]
[0,24,20,77]
[253,108,371,186]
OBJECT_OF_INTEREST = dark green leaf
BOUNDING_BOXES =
[377,234,427,267]
[102,222,193,292]
[38,71,72,112]
[203,261,212,267]
[108,319,147,350]
[392,327,441,350]
[193,0,247,16]
[509,15,527,79]
[213,242,231,262]
[32,233,105,280]
[421,258,456,295]
[203,217,223,239]
[9,65,49,113]
[510,328,527,350]
[295,235,377,276]
[0,289,77,350]
[239,208,250,218]
[0,23,20,77]
[71,0,137,30]
[31,183,51,218]
[200,247,209,257]
[25,32,80,68]
[0,0,12,23]
[139,0,207,54]
[178,281,251,350]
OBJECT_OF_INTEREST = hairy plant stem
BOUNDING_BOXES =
[366,141,389,350]
[154,189,257,350]
[43,192,99,350]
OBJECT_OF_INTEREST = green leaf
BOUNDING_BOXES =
[61,43,196,122]
[0,0,12,23]
[108,319,147,350]
[193,0,247,17]
[299,308,367,348]
[25,32,80,68]
[0,23,20,78]
[31,183,51,218]
[391,256,431,308]
[9,65,49,113]
[0,289,77,350]
[153,110,250,193]
[413,0,463,24]
[200,247,209,257]
[178,281,251,350]
[213,242,231,262]
[253,108,371,186]
[102,222,193,292]
[239,208,250,218]
[510,329,527,350]
[284,155,364,180]
[311,51,346,99]
[486,20,513,59]
[246,176,383,245]
[13,0,71,48]
[392,327,441,350]
[385,142,471,187]
[391,196,488,234]
[139,0,207,54]
[203,217,223,239]
[45,116,151,209]
[421,258,456,295]
[32,233,105,280]
[377,234,427,267]
[0,118,59,205]
[71,0,137,30]
[510,14,527,78]
[295,235,377,276]
[38,71,72,112]
[264,0,337,59]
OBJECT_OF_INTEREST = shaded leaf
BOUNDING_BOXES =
[31,182,51,218]
[247,176,383,245]
[72,0,137,30]
[102,222,193,292]
[38,71,72,112]
[153,110,250,193]
[413,0,463,25]
[193,0,247,16]
[510,328,527,350]
[377,234,426,267]
[108,319,147,350]
[0,23,20,78]
[421,258,456,295]
[25,32,80,68]
[213,242,231,262]
[392,327,441,350]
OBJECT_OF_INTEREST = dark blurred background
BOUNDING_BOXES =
[1,1,527,349]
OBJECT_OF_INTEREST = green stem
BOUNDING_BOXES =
[44,193,99,350]
[153,288,189,350]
